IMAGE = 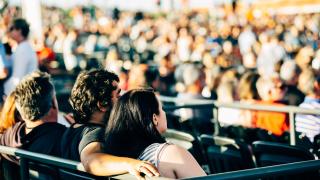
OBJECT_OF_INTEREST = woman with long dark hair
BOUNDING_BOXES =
[105,89,206,178]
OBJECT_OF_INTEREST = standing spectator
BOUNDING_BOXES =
[295,69,320,142]
[4,19,38,96]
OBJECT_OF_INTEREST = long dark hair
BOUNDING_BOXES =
[105,89,165,158]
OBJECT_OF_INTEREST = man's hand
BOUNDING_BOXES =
[126,160,160,180]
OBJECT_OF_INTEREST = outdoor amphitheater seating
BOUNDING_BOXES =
[200,134,255,174]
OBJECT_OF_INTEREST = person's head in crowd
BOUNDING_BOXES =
[69,69,120,124]
[222,41,233,54]
[181,63,204,94]
[298,68,320,98]
[9,18,30,43]
[144,66,160,90]
[217,81,237,103]
[105,88,166,157]
[280,60,301,86]
[0,91,21,133]
[238,71,260,101]
[15,71,57,123]
[127,64,149,90]
[295,46,314,69]
[256,74,285,102]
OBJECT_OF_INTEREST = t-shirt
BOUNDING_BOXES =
[60,123,105,161]
[0,121,66,164]
[254,101,289,136]
[295,97,320,142]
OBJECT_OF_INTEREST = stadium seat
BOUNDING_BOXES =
[313,134,320,158]
[252,141,315,167]
[200,134,255,174]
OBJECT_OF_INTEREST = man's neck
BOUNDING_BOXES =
[88,111,106,125]
[24,120,44,134]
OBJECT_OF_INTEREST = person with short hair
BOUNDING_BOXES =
[61,69,159,179]
[4,18,38,96]
[0,71,66,163]
[105,89,206,179]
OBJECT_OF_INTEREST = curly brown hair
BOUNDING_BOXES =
[69,69,119,123]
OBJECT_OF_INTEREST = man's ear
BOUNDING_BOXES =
[97,101,108,112]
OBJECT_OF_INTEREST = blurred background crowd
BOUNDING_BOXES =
[0,0,319,142]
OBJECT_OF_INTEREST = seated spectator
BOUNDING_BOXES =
[0,91,21,133]
[105,89,206,179]
[217,79,242,127]
[237,71,260,127]
[0,71,66,163]
[255,74,289,136]
[295,69,320,142]
[61,69,159,178]
[280,60,305,106]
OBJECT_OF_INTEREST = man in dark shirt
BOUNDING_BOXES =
[61,69,159,179]
[0,71,66,179]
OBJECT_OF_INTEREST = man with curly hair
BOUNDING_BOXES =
[60,69,159,179]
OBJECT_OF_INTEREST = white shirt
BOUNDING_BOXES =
[4,41,38,95]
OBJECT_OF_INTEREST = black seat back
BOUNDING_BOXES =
[200,135,255,174]
[252,141,315,167]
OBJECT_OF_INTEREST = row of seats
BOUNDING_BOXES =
[163,129,319,179]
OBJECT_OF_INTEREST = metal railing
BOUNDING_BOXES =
[1,146,319,179]
[182,159,320,180]
[0,145,171,180]
[160,95,320,145]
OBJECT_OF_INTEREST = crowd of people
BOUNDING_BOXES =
[0,2,319,179]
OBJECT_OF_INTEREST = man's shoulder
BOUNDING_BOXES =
[63,123,104,139]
